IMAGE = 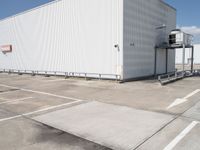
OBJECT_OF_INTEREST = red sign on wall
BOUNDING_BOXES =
[1,45,12,53]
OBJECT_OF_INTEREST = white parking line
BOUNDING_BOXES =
[167,89,200,109]
[0,84,86,102]
[163,121,199,150]
[0,100,83,123]
[0,115,22,122]
[24,100,83,115]
[0,83,87,123]
[0,97,33,105]
[184,89,200,99]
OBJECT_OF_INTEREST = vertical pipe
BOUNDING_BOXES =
[154,47,157,76]
[182,44,185,71]
[114,44,120,77]
[191,46,194,73]
[166,48,168,73]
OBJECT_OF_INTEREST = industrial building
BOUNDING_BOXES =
[0,0,176,81]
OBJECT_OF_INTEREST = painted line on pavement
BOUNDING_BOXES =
[0,84,86,102]
[0,97,33,105]
[167,89,200,109]
[0,100,83,123]
[0,115,22,122]
[163,121,199,150]
[184,89,200,99]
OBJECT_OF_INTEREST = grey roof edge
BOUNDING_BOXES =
[0,0,62,22]
[160,0,176,11]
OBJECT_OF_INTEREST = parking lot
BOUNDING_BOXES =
[0,73,200,150]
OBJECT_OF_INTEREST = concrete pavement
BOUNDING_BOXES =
[0,73,199,149]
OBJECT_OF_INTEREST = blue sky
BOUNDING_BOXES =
[0,0,199,43]
[0,0,53,20]
[165,0,200,43]
[165,0,200,26]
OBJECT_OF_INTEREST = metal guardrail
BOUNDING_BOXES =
[1,68,199,84]
[158,70,200,85]
[0,69,121,81]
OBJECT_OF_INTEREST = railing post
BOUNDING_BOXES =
[191,46,194,73]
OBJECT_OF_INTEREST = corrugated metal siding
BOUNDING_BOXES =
[176,44,200,64]
[156,49,167,74]
[192,45,200,64]
[165,3,176,73]
[123,0,176,79]
[0,0,123,79]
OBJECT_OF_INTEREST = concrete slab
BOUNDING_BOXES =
[173,123,200,150]
[183,101,200,121]
[137,117,200,150]
[34,101,174,150]
[0,86,13,93]
[0,117,61,150]
[0,108,17,120]
[0,117,108,150]
[0,97,74,114]
[19,133,110,150]
[0,88,82,115]
[1,73,200,115]
[0,90,32,103]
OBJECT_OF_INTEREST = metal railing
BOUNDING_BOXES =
[0,68,121,81]
[158,70,200,85]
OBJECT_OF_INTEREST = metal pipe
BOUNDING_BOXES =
[0,68,121,80]
[166,48,168,73]
[154,48,157,76]
[182,44,186,71]
[191,46,194,73]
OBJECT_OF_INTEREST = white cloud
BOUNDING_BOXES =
[176,26,200,43]
[179,26,200,35]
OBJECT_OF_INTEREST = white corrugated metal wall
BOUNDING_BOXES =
[123,0,176,79]
[193,44,200,64]
[0,0,176,80]
[176,44,200,64]
[0,0,123,79]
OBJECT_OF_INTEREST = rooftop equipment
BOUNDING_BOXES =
[157,29,197,85]
[169,29,192,47]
